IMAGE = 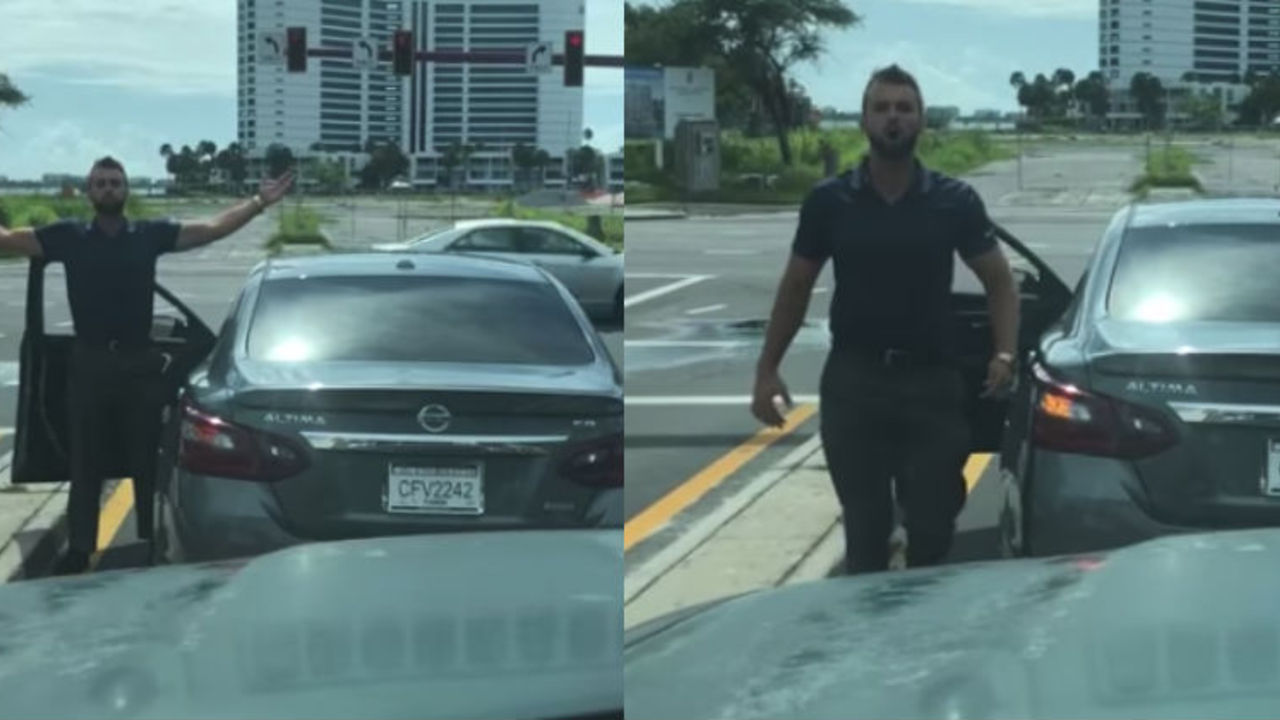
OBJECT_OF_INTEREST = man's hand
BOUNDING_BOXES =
[258,171,295,206]
[981,355,1015,398]
[751,370,793,427]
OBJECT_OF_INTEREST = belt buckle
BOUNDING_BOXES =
[882,349,909,369]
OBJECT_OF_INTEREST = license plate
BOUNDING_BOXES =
[1266,441,1280,497]
[386,463,484,515]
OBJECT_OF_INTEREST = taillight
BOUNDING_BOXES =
[178,399,309,481]
[1030,362,1178,459]
[561,433,623,488]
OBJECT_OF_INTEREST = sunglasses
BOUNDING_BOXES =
[92,178,124,189]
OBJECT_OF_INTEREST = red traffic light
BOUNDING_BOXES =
[286,26,306,73]
[564,30,584,87]
[393,29,413,76]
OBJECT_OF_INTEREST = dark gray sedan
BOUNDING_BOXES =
[998,198,1280,558]
[149,253,622,564]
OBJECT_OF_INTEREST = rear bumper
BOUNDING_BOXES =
[161,471,623,564]
[1026,450,1194,557]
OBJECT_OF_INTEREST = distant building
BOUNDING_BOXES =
[1097,0,1278,126]
[236,0,585,190]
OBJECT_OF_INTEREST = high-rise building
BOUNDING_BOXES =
[236,0,586,189]
[1099,0,1280,87]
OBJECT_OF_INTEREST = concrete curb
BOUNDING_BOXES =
[624,436,845,629]
[622,211,688,222]
[0,451,68,582]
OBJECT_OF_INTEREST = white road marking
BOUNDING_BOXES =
[813,287,829,294]
[685,303,726,315]
[624,340,745,348]
[626,272,696,279]
[54,321,74,328]
[624,275,712,309]
[625,394,820,406]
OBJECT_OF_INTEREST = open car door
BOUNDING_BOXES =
[11,259,217,485]
[954,223,1073,452]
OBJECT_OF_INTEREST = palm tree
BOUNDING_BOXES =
[0,73,29,124]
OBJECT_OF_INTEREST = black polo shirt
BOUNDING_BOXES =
[792,158,997,357]
[35,218,180,345]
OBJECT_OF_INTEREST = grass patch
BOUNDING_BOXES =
[1129,145,1204,195]
[494,199,623,250]
[0,194,159,227]
[266,206,332,255]
[630,129,1011,205]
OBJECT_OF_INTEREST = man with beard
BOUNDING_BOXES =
[750,65,1019,574]
[0,156,293,573]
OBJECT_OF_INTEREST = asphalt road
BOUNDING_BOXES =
[1,207,622,576]
[623,139,1147,570]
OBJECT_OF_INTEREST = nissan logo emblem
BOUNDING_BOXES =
[417,404,451,433]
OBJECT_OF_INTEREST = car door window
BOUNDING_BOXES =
[520,228,588,256]
[450,228,520,252]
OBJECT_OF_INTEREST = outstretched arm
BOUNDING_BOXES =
[0,226,43,257]
[174,171,295,251]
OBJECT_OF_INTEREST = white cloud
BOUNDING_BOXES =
[797,38,1016,112]
[0,0,236,96]
[896,0,1095,20]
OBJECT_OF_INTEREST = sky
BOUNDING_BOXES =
[0,0,624,181]
[636,0,1097,115]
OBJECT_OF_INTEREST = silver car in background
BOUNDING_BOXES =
[373,218,624,320]
[152,252,623,564]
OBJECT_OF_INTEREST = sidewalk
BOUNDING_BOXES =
[624,436,845,629]
[0,453,68,582]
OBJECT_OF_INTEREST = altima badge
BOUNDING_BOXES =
[1126,380,1199,396]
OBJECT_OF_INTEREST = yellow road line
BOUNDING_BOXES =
[624,403,817,552]
[964,453,993,493]
[89,478,134,569]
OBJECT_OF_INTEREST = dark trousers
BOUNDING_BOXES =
[819,349,970,574]
[66,343,168,555]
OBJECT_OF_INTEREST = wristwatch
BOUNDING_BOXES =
[251,194,266,212]
[995,351,1016,367]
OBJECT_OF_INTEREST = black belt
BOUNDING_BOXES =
[836,345,952,369]
[74,338,150,353]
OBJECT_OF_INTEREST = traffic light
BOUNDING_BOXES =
[393,30,413,76]
[564,30,584,87]
[286,27,306,73]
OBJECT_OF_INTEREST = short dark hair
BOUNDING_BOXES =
[89,156,127,181]
[862,64,924,114]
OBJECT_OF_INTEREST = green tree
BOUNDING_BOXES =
[215,142,248,193]
[440,141,463,188]
[265,143,295,179]
[1073,71,1110,128]
[1237,71,1280,127]
[0,73,29,128]
[511,142,539,191]
[1130,72,1166,129]
[359,140,409,190]
[310,157,348,193]
[628,0,858,165]
[571,145,601,189]
[1178,91,1224,130]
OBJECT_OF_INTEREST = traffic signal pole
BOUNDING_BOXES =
[303,47,623,67]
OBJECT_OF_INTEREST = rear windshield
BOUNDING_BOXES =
[247,275,595,364]
[1109,224,1280,323]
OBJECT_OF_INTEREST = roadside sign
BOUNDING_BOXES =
[526,41,552,74]
[258,31,285,66]
[353,37,377,71]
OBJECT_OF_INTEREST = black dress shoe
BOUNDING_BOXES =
[52,549,90,576]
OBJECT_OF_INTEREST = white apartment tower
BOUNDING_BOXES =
[236,0,586,188]
[1099,0,1280,86]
